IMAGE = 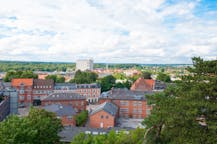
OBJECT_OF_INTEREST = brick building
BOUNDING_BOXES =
[99,88,149,119]
[54,83,101,103]
[89,102,118,128]
[41,92,86,112]
[11,78,33,107]
[130,77,166,92]
[75,84,101,103]
[32,79,54,105]
[43,104,76,126]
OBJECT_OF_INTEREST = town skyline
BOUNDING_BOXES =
[0,0,217,63]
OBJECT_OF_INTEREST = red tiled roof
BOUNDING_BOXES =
[11,78,33,86]
[130,77,154,91]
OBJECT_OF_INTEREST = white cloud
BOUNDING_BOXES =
[0,0,216,63]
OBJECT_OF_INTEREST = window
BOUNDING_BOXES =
[101,115,104,119]
[27,95,31,100]
[67,116,72,120]
[120,101,129,106]
[106,115,109,119]
[19,90,24,94]
[120,108,129,113]
[19,96,25,100]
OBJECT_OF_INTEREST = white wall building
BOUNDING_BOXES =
[76,59,93,71]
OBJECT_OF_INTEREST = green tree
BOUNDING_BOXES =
[156,72,171,82]
[45,74,65,83]
[142,72,152,79]
[4,70,38,82]
[143,57,217,144]
[75,110,88,126]
[99,75,116,92]
[70,70,98,84]
[0,108,62,144]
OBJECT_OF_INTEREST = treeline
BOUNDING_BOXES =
[4,71,38,82]
[0,61,75,72]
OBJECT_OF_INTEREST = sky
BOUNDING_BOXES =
[0,0,217,64]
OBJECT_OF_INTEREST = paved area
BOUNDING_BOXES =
[117,118,145,129]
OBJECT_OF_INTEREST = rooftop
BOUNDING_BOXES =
[42,92,85,101]
[43,104,76,116]
[100,88,149,101]
[90,102,118,116]
[33,79,54,87]
[11,78,33,86]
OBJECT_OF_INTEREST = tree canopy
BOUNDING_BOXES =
[99,75,116,92]
[45,74,65,83]
[70,70,98,84]
[156,72,171,82]
[143,57,217,144]
[0,108,62,144]
[4,70,38,82]
[71,128,145,144]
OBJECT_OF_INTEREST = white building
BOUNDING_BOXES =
[76,59,93,71]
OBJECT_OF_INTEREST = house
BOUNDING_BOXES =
[130,77,166,92]
[41,92,86,112]
[99,88,150,119]
[89,102,118,128]
[0,95,10,121]
[11,78,33,107]
[32,79,54,105]
[43,104,76,126]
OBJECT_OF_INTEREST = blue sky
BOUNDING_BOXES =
[0,0,216,64]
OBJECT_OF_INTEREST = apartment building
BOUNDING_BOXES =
[43,104,76,126]
[99,88,149,119]
[54,83,101,103]
[76,59,93,71]
[32,79,54,105]
[41,92,86,112]
[11,78,33,107]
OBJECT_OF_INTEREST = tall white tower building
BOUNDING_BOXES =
[76,59,93,71]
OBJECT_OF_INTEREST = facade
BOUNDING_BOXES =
[75,84,101,103]
[41,92,86,112]
[54,83,101,103]
[99,88,149,119]
[76,59,93,71]
[89,102,118,128]
[43,104,76,126]
[0,96,10,121]
[130,77,166,92]
[11,78,33,107]
[32,79,54,105]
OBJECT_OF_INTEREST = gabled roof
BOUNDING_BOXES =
[11,78,33,86]
[33,79,54,87]
[100,88,148,101]
[43,104,76,116]
[130,77,154,91]
[90,102,118,116]
[42,92,85,101]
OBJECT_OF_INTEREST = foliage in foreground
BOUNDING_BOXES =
[143,57,217,144]
[71,128,145,144]
[75,110,88,126]
[0,108,62,144]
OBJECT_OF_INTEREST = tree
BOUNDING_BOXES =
[156,72,171,82]
[45,74,65,83]
[71,128,145,144]
[4,70,38,82]
[70,70,98,84]
[75,110,88,126]
[142,72,152,79]
[99,75,116,92]
[0,108,62,144]
[143,57,217,144]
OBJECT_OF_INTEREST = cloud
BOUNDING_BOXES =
[0,0,216,63]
